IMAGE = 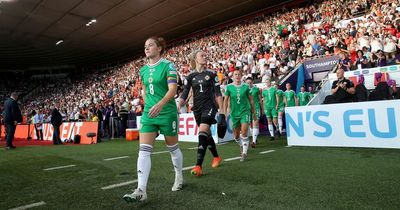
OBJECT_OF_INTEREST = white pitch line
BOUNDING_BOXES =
[101,180,138,190]
[9,201,46,210]
[286,145,293,147]
[259,150,275,154]
[224,156,241,161]
[43,164,76,171]
[152,151,169,154]
[182,165,195,171]
[104,156,129,161]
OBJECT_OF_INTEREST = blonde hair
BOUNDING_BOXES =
[189,50,202,69]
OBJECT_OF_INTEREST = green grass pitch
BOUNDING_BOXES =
[1,137,400,210]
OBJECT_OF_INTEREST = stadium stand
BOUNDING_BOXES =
[1,0,399,138]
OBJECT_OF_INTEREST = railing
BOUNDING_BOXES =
[277,63,302,86]
[307,64,339,106]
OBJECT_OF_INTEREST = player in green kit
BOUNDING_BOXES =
[284,83,298,107]
[297,85,311,106]
[123,36,183,202]
[274,83,285,136]
[308,86,315,100]
[223,69,256,161]
[262,80,279,141]
[245,77,263,148]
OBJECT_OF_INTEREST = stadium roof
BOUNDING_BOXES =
[0,0,289,71]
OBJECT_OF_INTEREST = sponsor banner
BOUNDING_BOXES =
[303,55,340,80]
[0,122,98,144]
[137,113,235,143]
[328,65,400,89]
[285,100,400,149]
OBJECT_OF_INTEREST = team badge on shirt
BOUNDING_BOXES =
[172,121,176,133]
[205,75,210,80]
[169,63,176,70]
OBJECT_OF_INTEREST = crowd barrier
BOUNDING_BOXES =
[328,65,400,90]
[285,99,400,149]
[0,122,98,144]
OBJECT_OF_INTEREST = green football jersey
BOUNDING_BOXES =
[276,89,285,108]
[297,91,310,106]
[284,90,296,107]
[225,83,251,117]
[262,87,277,109]
[140,58,178,116]
[250,86,261,109]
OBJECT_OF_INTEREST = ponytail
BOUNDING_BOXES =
[189,50,202,69]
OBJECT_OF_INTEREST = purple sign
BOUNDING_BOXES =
[303,55,340,80]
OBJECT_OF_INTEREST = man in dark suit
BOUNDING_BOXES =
[3,92,22,150]
[118,103,129,138]
[95,104,103,142]
[50,105,63,145]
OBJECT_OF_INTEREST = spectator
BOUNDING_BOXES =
[323,68,356,104]
[388,80,400,99]
[74,108,80,121]
[119,102,129,137]
[94,104,104,140]
[33,109,44,141]
[268,53,278,78]
[355,75,368,102]
[338,52,351,71]
[368,81,392,101]
[373,50,387,67]
[353,50,370,69]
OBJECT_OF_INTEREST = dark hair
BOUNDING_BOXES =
[246,77,253,81]
[375,82,391,99]
[146,36,167,54]
[11,92,19,99]
[369,81,392,101]
[337,67,346,72]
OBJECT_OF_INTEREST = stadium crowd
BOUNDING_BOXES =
[2,0,400,139]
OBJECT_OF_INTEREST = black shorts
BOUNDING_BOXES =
[193,106,217,126]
